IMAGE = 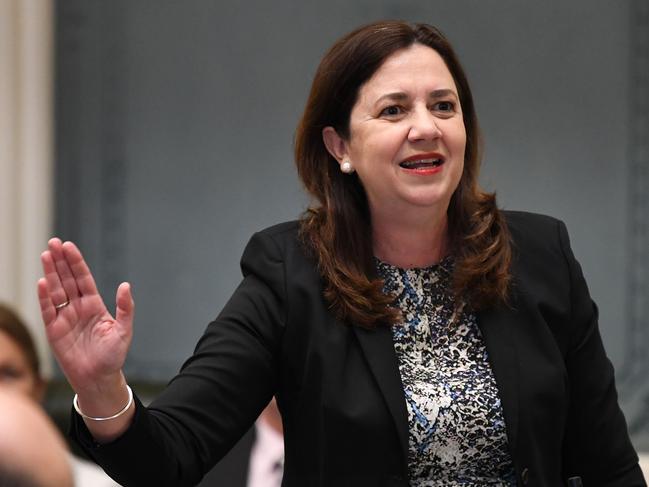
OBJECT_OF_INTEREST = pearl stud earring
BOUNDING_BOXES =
[341,160,353,174]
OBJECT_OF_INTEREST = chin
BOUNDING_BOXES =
[400,189,453,209]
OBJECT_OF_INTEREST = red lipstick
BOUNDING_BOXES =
[398,152,445,174]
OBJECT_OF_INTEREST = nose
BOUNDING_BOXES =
[407,108,442,142]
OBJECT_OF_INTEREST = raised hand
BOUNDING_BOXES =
[38,238,134,395]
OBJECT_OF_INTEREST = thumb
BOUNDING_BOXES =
[115,282,134,325]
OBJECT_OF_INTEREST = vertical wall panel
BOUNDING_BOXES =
[0,1,19,305]
[1,0,54,375]
[620,0,649,451]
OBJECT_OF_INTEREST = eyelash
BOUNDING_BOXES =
[379,101,456,117]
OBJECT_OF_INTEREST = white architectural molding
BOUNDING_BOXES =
[0,0,53,375]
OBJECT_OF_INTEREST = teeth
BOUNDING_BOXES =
[400,158,443,168]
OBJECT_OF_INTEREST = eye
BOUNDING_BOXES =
[379,105,404,117]
[0,365,24,382]
[434,101,455,112]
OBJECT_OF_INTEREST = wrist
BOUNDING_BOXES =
[74,373,130,419]
[74,385,133,421]
[74,374,136,443]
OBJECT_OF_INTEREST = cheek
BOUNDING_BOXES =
[0,371,37,397]
[350,125,406,162]
[450,127,466,182]
[452,123,467,153]
[15,381,35,398]
[450,159,465,192]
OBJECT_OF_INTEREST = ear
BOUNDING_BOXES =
[322,126,349,165]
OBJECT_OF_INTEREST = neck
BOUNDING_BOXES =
[372,208,449,269]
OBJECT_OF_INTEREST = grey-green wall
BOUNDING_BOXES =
[55,0,649,450]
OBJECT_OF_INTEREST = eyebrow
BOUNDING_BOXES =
[374,89,458,106]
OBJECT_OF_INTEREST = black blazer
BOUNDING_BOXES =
[197,428,254,487]
[74,211,646,487]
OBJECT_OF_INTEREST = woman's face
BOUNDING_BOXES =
[325,44,466,223]
[0,330,43,401]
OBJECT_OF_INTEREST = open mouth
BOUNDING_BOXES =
[399,157,444,169]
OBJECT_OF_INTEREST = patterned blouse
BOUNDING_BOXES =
[376,257,517,487]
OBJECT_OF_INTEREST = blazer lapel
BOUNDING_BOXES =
[477,305,520,456]
[353,325,410,469]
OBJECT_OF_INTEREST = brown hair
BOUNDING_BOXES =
[295,21,511,327]
[0,304,41,377]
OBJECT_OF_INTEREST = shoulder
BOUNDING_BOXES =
[499,211,583,355]
[502,210,563,241]
[69,454,121,487]
[247,220,301,249]
[500,210,578,310]
[501,210,569,266]
[255,220,301,239]
[241,220,302,265]
[240,220,317,283]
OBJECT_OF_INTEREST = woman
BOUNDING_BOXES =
[0,304,121,487]
[38,21,645,486]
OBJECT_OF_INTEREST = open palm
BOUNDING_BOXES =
[38,238,133,394]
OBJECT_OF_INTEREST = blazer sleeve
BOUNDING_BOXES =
[558,220,646,486]
[70,229,288,487]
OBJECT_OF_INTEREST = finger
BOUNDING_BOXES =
[62,241,99,297]
[37,277,57,326]
[115,282,134,326]
[41,247,70,308]
[48,238,80,300]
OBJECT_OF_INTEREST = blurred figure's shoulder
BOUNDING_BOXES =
[69,454,122,487]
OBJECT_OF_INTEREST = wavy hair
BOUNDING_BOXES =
[295,21,511,327]
[0,304,41,377]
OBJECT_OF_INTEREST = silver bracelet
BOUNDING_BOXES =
[73,385,133,421]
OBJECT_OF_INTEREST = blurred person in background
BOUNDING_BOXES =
[0,304,120,487]
[200,398,284,487]
[0,388,73,487]
[246,399,284,487]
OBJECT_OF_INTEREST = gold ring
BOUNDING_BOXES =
[54,300,70,310]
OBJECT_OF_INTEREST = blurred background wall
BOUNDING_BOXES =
[0,0,53,375]
[1,0,647,466]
